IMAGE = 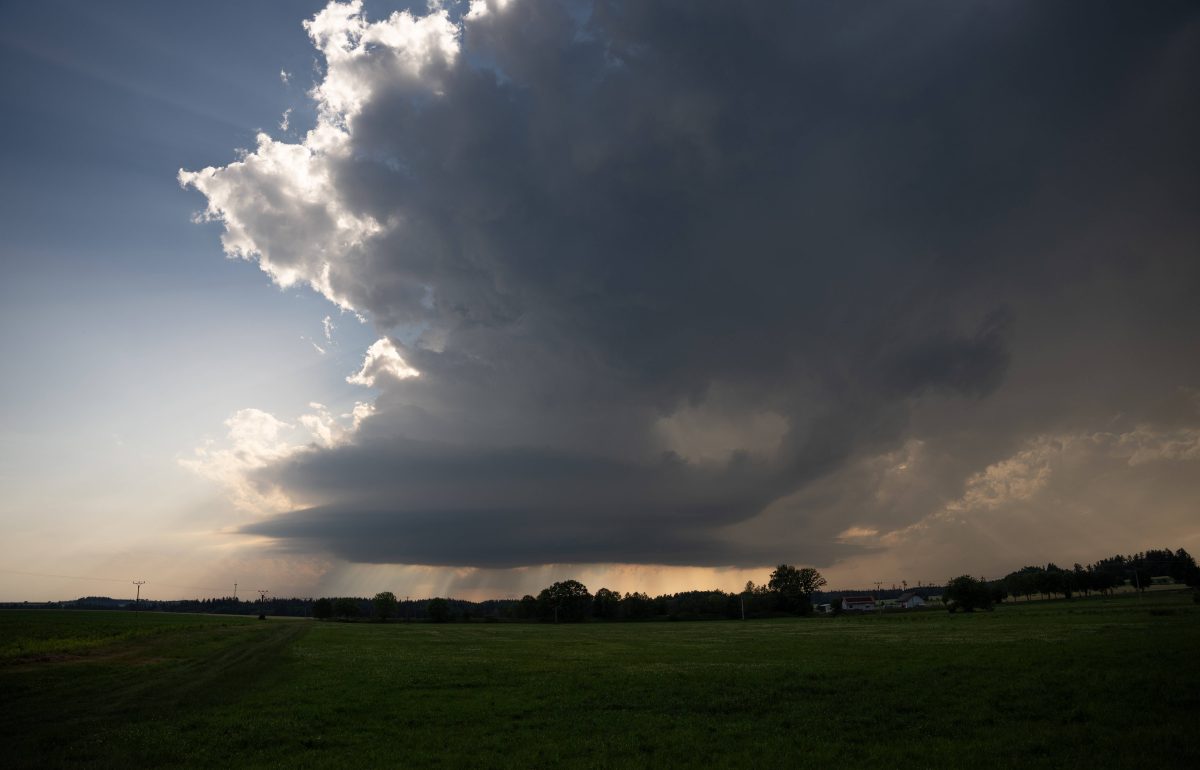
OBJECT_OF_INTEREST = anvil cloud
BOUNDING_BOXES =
[181,0,1200,579]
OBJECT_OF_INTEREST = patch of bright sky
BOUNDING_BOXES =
[0,1,415,601]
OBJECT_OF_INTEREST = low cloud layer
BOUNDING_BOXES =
[182,1,1200,578]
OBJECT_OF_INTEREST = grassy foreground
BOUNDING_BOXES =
[1,591,1197,768]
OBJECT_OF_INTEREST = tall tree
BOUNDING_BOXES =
[592,588,620,619]
[1072,564,1091,596]
[537,580,592,622]
[619,592,653,620]
[768,564,826,615]
[1174,548,1200,587]
[516,594,538,619]
[373,591,398,621]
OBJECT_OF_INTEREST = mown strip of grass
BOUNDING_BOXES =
[2,592,1197,768]
[2,613,303,767]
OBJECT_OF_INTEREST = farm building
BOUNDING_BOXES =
[896,591,926,609]
[841,596,876,611]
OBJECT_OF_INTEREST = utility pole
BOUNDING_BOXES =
[234,582,238,601]
[740,596,746,621]
[132,580,146,609]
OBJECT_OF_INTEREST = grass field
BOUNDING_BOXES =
[2,591,1197,768]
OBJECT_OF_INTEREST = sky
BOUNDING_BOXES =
[2,0,1198,602]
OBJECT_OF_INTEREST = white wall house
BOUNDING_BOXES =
[841,596,876,611]
[896,591,926,609]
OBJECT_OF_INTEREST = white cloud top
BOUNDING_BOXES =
[346,337,419,386]
[182,403,373,513]
[306,0,459,118]
[178,132,381,309]
[178,1,463,317]
[179,1,1200,582]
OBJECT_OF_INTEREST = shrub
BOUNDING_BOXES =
[944,575,993,612]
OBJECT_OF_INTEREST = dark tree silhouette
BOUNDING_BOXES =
[373,591,398,621]
[592,587,620,619]
[427,597,450,623]
[944,575,992,612]
[334,597,359,619]
[768,564,826,615]
[516,594,538,619]
[537,580,592,622]
[619,591,653,620]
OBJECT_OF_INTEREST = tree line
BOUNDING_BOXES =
[944,547,1199,612]
[34,595,316,616]
[22,546,1196,620]
[312,564,829,623]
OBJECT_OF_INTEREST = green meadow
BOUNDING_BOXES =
[2,592,1197,768]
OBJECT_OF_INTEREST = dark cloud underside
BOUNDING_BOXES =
[188,1,1200,569]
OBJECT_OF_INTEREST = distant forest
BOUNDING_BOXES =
[8,547,1196,622]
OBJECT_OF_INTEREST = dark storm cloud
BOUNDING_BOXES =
[186,1,1200,569]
